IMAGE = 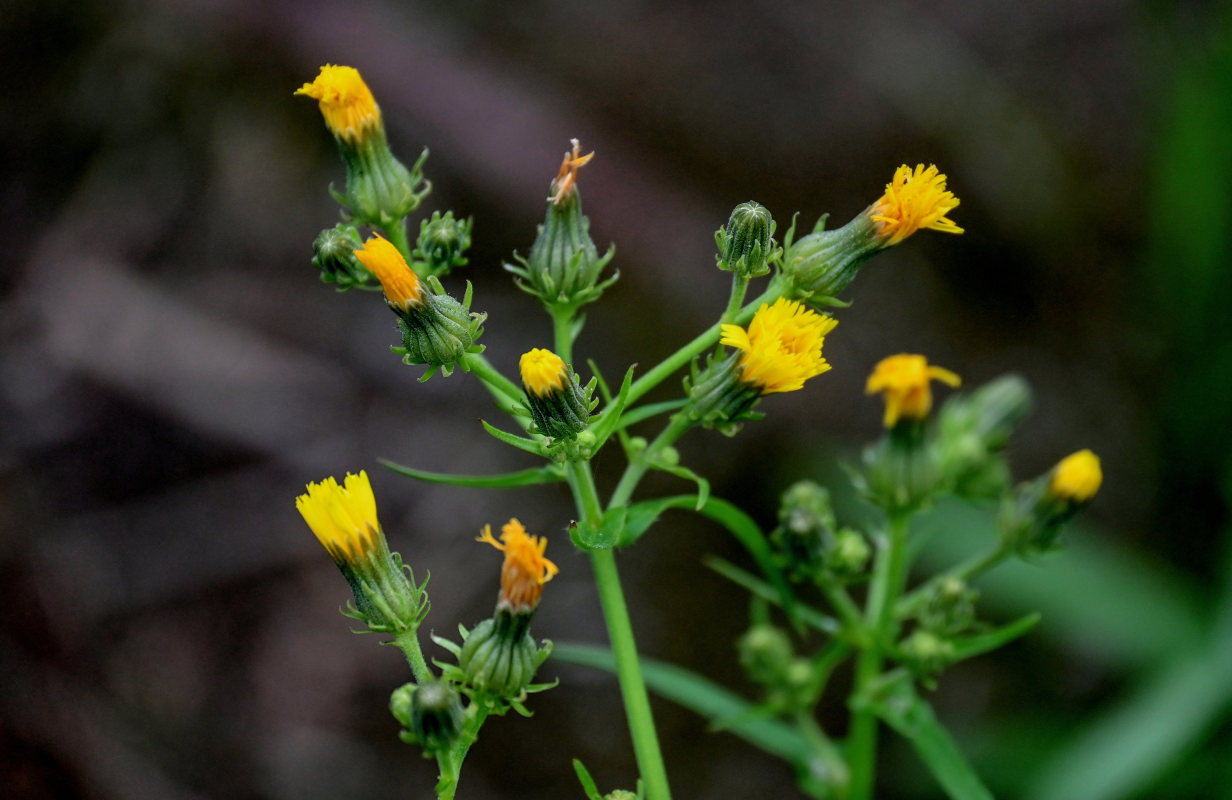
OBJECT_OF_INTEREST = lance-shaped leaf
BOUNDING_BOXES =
[380,458,565,488]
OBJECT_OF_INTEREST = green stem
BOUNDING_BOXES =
[462,352,524,416]
[393,627,433,685]
[796,712,850,799]
[896,543,1010,617]
[435,705,491,800]
[722,273,751,324]
[608,414,694,509]
[817,580,868,643]
[847,512,911,800]
[383,218,414,263]
[552,309,576,364]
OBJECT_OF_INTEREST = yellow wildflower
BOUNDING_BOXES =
[719,297,837,394]
[1050,449,1103,503]
[296,471,381,565]
[295,64,381,144]
[353,234,423,311]
[869,164,963,245]
[520,348,568,397]
[477,519,559,611]
[866,354,961,427]
[549,138,594,204]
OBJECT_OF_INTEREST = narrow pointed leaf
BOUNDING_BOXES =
[949,613,1040,662]
[380,459,564,488]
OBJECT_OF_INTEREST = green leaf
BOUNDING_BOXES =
[572,759,604,800]
[380,459,564,488]
[573,507,623,550]
[614,399,688,430]
[553,643,811,763]
[869,680,994,800]
[949,613,1040,662]
[704,557,839,635]
[479,419,546,456]
[589,365,637,449]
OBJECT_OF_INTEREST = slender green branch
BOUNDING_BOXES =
[796,711,850,799]
[608,415,694,509]
[552,309,576,364]
[462,352,524,416]
[393,627,433,685]
[816,579,868,642]
[722,273,752,324]
[383,218,413,262]
[436,705,491,800]
[897,543,1010,617]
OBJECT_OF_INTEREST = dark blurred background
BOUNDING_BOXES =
[4,1,1231,798]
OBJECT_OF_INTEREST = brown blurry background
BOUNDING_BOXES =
[4,1,1230,798]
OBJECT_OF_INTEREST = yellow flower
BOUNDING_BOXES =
[869,164,963,245]
[550,138,594,204]
[295,64,382,144]
[520,348,568,397]
[296,471,381,565]
[353,234,423,311]
[477,519,559,611]
[1050,449,1103,503]
[719,298,837,394]
[866,354,961,427]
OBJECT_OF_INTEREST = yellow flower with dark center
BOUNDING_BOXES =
[549,138,594,204]
[353,234,423,311]
[870,164,963,245]
[296,471,381,565]
[295,64,382,144]
[477,519,559,611]
[1050,449,1103,502]
[866,354,961,427]
[719,298,837,394]
[520,348,568,397]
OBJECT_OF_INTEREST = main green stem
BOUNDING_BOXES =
[847,512,911,800]
[463,352,524,417]
[567,461,672,800]
[393,628,433,685]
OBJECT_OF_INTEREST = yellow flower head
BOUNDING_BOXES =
[295,64,382,144]
[296,471,381,565]
[1050,449,1103,503]
[477,519,559,611]
[869,164,963,245]
[719,298,837,394]
[520,348,568,398]
[353,234,423,311]
[550,138,595,204]
[865,354,961,427]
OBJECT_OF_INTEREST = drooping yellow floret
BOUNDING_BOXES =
[869,164,963,245]
[353,234,423,310]
[865,354,961,427]
[1050,449,1103,502]
[549,138,595,204]
[719,297,837,394]
[520,348,568,397]
[295,64,382,144]
[477,519,559,610]
[296,471,381,564]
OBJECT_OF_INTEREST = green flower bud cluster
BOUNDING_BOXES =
[737,625,821,712]
[916,577,978,636]
[772,481,870,581]
[934,375,1033,497]
[715,201,779,278]
[414,210,473,278]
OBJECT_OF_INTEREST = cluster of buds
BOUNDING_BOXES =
[414,210,473,278]
[737,625,823,713]
[772,481,870,582]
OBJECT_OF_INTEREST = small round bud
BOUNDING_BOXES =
[717,201,777,277]
[409,682,464,754]
[312,225,370,289]
[738,625,794,685]
[459,610,541,698]
[828,529,871,577]
[415,211,473,277]
[918,576,977,635]
[901,629,954,675]
[605,792,639,800]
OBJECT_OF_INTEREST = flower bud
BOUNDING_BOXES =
[414,211,472,277]
[391,681,464,755]
[934,374,1033,497]
[505,140,617,314]
[311,224,370,289]
[459,610,543,698]
[900,629,954,676]
[917,576,978,635]
[738,625,795,685]
[999,449,1103,555]
[520,348,593,441]
[716,201,778,277]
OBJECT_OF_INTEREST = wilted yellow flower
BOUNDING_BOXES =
[549,138,594,204]
[295,64,381,144]
[296,471,381,565]
[720,298,837,394]
[869,164,963,245]
[353,234,423,311]
[520,348,568,397]
[866,354,961,427]
[1050,449,1103,502]
[477,519,559,611]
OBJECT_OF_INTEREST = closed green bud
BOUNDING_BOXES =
[605,792,638,800]
[459,609,544,698]
[935,375,1032,497]
[738,625,794,685]
[918,576,977,635]
[505,140,617,314]
[781,213,880,302]
[862,422,940,514]
[716,201,778,277]
[415,211,472,277]
[520,348,594,441]
[391,682,464,755]
[900,629,954,675]
[312,224,371,289]
[828,528,872,577]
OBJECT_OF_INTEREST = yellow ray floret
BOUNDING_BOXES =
[296,471,381,564]
[520,348,568,397]
[719,298,837,395]
[1050,449,1103,502]
[353,234,423,310]
[550,138,595,204]
[869,164,963,245]
[865,354,961,427]
[295,64,382,144]
[477,518,559,610]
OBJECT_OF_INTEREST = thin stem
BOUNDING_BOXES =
[816,579,868,642]
[896,543,1010,617]
[435,706,491,800]
[462,352,524,416]
[847,512,911,800]
[552,309,576,364]
[796,712,850,799]
[393,628,433,685]
[607,414,694,509]
[722,272,751,324]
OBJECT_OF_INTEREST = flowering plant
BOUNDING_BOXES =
[291,64,1101,800]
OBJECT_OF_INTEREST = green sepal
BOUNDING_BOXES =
[380,458,565,488]
[480,419,548,456]
[573,760,605,800]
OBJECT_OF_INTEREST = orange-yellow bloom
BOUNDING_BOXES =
[477,519,559,611]
[550,138,594,204]
[1050,449,1103,502]
[295,64,382,144]
[520,348,568,397]
[353,234,423,310]
[869,164,963,245]
[296,471,381,565]
[866,354,961,427]
[720,298,837,394]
